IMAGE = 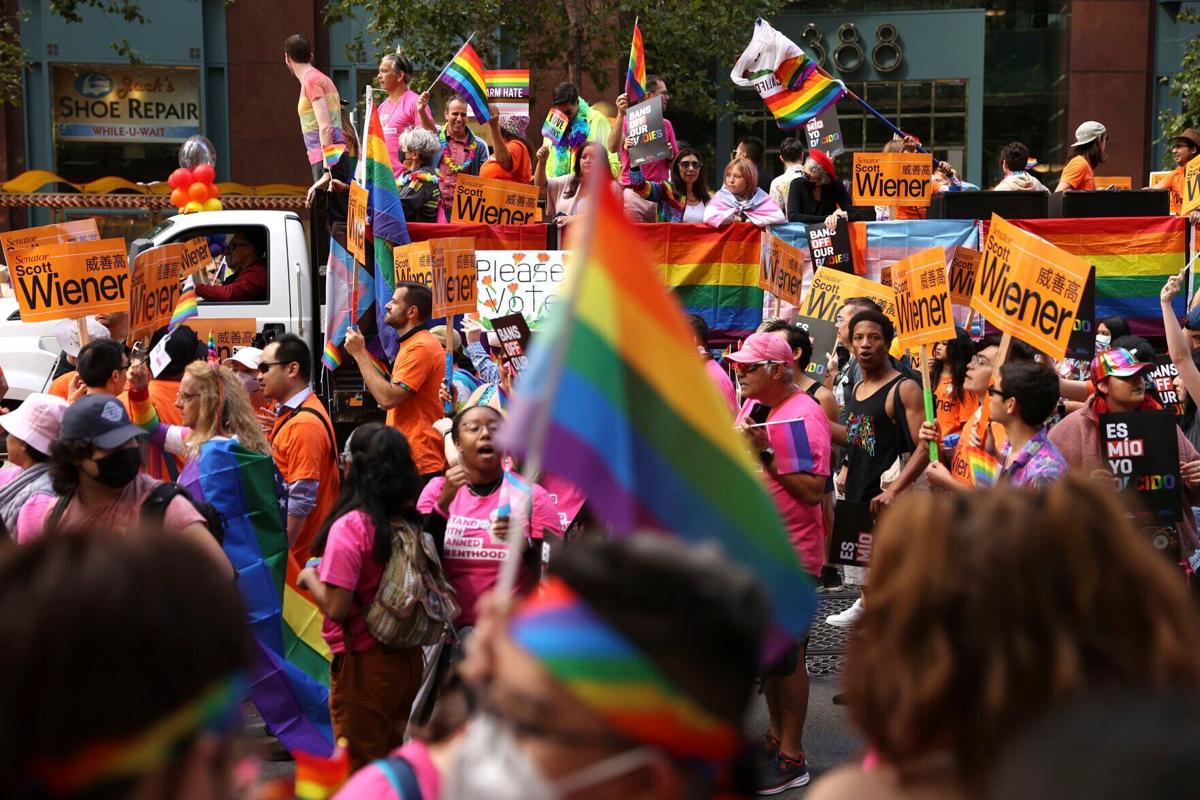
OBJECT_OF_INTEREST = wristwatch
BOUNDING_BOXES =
[759,448,775,468]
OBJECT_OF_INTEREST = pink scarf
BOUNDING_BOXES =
[703,186,786,228]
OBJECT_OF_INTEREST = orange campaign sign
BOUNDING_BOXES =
[851,153,934,207]
[758,232,805,306]
[1095,176,1132,190]
[1182,158,1200,216]
[347,182,368,263]
[801,267,897,324]
[394,241,436,288]
[180,236,215,281]
[892,246,954,351]
[431,237,478,317]
[451,174,541,225]
[8,238,129,322]
[128,244,183,341]
[0,219,100,265]
[971,214,1092,358]
[946,246,982,307]
[182,318,259,362]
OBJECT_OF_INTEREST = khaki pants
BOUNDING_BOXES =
[329,642,423,771]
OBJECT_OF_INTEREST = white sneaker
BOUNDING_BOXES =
[825,597,864,628]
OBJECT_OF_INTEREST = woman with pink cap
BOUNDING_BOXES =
[0,393,68,532]
[786,149,871,230]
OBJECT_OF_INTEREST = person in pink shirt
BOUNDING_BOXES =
[688,314,737,414]
[730,332,832,795]
[608,76,679,221]
[418,404,563,628]
[377,52,435,180]
[297,423,429,771]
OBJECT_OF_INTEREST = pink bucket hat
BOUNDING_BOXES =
[0,392,68,455]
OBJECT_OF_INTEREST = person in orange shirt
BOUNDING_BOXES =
[345,281,446,482]
[1153,128,1200,217]
[260,333,341,562]
[479,111,532,184]
[47,317,111,399]
[1055,121,1106,192]
[930,328,978,440]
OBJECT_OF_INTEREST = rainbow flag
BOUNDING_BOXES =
[762,68,847,130]
[294,742,349,799]
[180,440,333,756]
[437,41,491,123]
[964,446,1000,488]
[169,289,198,330]
[482,69,529,117]
[501,187,817,646]
[635,222,764,338]
[321,143,346,170]
[625,21,647,102]
[322,236,375,373]
[365,101,410,358]
[1010,217,1187,338]
[731,20,844,130]
[206,330,219,365]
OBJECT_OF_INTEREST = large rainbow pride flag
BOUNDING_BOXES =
[1010,216,1187,338]
[501,187,817,647]
[365,100,410,359]
[437,41,491,123]
[181,440,333,756]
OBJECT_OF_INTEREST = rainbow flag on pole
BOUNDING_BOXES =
[365,95,410,358]
[501,186,817,646]
[437,40,491,123]
[180,440,333,756]
[731,18,845,130]
[625,21,647,102]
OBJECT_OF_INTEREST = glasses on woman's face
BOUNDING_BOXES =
[461,421,501,435]
[177,390,201,402]
[678,160,702,170]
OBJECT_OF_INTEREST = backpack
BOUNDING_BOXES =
[47,482,226,545]
[364,519,459,648]
[374,754,422,800]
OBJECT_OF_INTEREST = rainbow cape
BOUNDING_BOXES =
[1010,217,1187,337]
[365,100,410,358]
[169,289,198,330]
[635,222,764,338]
[180,440,333,756]
[625,21,647,102]
[501,187,817,647]
[321,236,375,372]
[438,41,491,123]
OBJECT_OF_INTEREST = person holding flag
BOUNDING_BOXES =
[606,27,678,184]
[376,51,436,179]
[417,38,492,222]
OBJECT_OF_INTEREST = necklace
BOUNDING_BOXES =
[439,126,477,174]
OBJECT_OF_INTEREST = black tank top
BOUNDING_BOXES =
[844,374,911,503]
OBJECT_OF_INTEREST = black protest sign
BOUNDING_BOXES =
[804,106,844,157]
[491,312,531,374]
[1100,410,1182,522]
[795,314,838,382]
[1150,356,1186,418]
[1064,266,1096,361]
[830,500,874,567]
[805,222,854,273]
[626,96,671,167]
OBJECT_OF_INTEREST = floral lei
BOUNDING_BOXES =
[400,167,437,190]
[438,126,478,174]
[551,97,593,166]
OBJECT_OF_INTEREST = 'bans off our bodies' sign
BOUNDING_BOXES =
[970,214,1091,358]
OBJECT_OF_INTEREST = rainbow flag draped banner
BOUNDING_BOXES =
[321,236,375,372]
[435,39,491,123]
[180,440,334,756]
[625,21,647,102]
[635,222,764,339]
[730,18,845,130]
[1010,216,1187,338]
[500,186,817,647]
[364,91,411,359]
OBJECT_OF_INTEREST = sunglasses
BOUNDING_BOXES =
[678,160,703,170]
[257,360,294,374]
[731,360,780,375]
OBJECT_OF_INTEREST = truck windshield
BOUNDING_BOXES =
[129,218,175,261]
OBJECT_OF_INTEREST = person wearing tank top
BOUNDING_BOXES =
[832,311,927,513]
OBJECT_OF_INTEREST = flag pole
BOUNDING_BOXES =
[494,173,599,598]
[424,31,478,96]
[813,62,936,166]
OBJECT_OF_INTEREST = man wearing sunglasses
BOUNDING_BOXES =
[194,231,268,303]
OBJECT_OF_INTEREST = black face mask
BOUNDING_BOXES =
[91,447,142,488]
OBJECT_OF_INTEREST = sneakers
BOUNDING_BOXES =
[816,565,844,593]
[825,597,864,628]
[757,751,810,795]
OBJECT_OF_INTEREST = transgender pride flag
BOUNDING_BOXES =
[321,236,374,372]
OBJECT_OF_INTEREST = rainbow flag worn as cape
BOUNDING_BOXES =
[500,186,817,649]
[366,101,411,359]
[1010,216,1187,338]
[180,440,333,756]
[321,236,375,372]
[625,22,647,102]
[169,289,198,330]
[438,41,491,123]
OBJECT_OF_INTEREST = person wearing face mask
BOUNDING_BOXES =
[222,346,276,435]
[13,395,228,575]
[417,403,564,632]
[449,534,769,800]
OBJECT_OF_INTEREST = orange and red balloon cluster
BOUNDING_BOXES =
[168,164,222,214]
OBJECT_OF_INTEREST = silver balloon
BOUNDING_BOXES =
[178,135,217,168]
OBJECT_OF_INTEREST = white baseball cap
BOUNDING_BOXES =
[222,346,263,371]
[53,316,111,357]
[1071,121,1107,147]
[0,392,68,455]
